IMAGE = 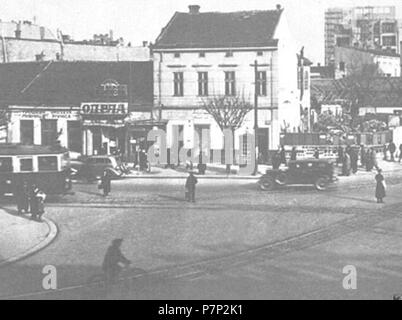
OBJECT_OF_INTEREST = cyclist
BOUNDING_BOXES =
[102,238,131,293]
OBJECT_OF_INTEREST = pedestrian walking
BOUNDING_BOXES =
[185,171,198,202]
[389,141,396,162]
[100,170,112,197]
[279,145,287,166]
[342,152,351,176]
[383,144,388,161]
[399,144,402,163]
[102,239,131,294]
[360,145,366,167]
[313,148,320,159]
[290,147,297,161]
[15,180,30,215]
[350,147,358,174]
[29,184,46,221]
[271,151,281,170]
[375,169,386,203]
[337,146,344,166]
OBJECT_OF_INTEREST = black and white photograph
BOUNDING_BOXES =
[0,0,402,304]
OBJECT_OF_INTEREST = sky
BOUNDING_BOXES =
[1,0,402,64]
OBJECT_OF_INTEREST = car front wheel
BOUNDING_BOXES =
[315,176,329,191]
[259,176,275,191]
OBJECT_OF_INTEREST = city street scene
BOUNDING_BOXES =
[1,0,402,301]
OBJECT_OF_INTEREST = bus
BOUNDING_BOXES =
[0,144,72,196]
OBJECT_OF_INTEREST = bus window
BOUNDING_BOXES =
[38,156,58,171]
[0,157,13,172]
[20,158,33,172]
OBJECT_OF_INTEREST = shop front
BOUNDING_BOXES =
[7,106,82,151]
[80,102,128,156]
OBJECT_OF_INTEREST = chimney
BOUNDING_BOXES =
[276,4,282,11]
[189,5,200,14]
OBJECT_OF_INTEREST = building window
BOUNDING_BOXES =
[173,72,184,96]
[256,71,267,96]
[174,52,180,58]
[198,72,208,96]
[20,120,34,145]
[224,71,236,96]
[382,35,396,46]
[199,52,206,58]
[41,119,58,146]
[67,121,82,153]
[0,157,13,173]
[19,158,33,172]
[225,51,233,58]
[382,23,395,33]
[38,156,58,171]
[257,51,263,56]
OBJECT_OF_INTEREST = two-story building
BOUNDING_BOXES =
[152,5,301,162]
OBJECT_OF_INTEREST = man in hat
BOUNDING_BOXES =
[102,238,131,293]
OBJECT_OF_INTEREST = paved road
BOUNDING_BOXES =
[1,167,402,299]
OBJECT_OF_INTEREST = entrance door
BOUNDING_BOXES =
[67,121,82,153]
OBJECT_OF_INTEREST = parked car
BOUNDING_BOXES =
[79,156,124,182]
[258,159,337,191]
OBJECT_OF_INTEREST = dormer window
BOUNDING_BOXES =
[174,52,181,58]
[225,51,233,58]
[199,52,206,58]
[257,51,263,56]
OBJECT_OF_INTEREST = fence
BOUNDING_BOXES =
[280,131,392,147]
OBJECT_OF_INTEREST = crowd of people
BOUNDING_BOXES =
[14,181,46,221]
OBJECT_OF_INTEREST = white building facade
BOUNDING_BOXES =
[153,5,301,163]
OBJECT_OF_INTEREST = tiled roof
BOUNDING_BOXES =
[154,9,282,49]
[337,45,400,58]
[0,61,153,110]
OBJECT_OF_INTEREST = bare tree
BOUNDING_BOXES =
[202,95,252,171]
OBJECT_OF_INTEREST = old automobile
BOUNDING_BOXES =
[258,159,337,191]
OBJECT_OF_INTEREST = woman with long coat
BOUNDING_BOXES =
[375,169,386,203]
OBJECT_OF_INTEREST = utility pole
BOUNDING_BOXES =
[253,60,259,175]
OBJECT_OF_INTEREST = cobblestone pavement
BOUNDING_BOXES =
[1,164,402,299]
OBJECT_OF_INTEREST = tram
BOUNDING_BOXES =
[0,144,72,196]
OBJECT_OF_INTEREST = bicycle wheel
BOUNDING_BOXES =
[84,274,107,299]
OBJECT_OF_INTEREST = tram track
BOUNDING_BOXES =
[3,200,401,300]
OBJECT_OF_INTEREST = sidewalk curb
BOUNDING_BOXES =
[0,217,58,268]
[122,175,261,180]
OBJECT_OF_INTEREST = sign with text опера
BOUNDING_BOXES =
[80,103,128,116]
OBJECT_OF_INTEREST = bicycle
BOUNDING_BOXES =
[83,265,147,299]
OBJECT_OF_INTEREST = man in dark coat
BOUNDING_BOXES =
[342,153,351,176]
[29,184,45,221]
[290,147,297,161]
[279,145,287,166]
[350,147,358,174]
[313,148,320,159]
[375,169,386,203]
[15,180,30,215]
[337,146,344,166]
[389,141,396,162]
[399,144,402,163]
[185,172,198,202]
[360,145,366,167]
[271,151,281,170]
[102,239,131,292]
[100,170,112,197]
